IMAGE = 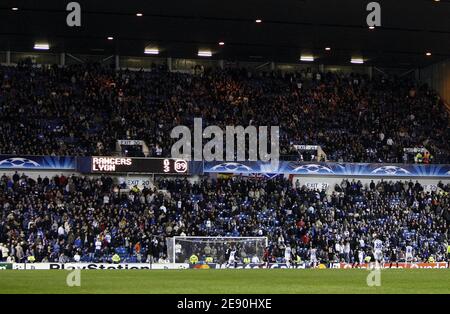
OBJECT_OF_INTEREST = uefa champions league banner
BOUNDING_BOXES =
[203,161,450,177]
[0,155,76,170]
[1,155,449,177]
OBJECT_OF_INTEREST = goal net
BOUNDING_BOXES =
[166,236,268,264]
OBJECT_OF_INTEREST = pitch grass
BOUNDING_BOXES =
[0,269,449,294]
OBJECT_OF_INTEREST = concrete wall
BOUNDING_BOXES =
[417,59,450,107]
[0,169,202,190]
[0,170,77,180]
[289,175,450,195]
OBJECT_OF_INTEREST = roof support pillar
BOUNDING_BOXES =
[115,55,120,70]
[6,50,11,65]
[270,61,275,71]
[60,53,66,67]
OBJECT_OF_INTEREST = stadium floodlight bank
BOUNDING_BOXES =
[167,236,268,264]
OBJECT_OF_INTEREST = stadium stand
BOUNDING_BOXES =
[1,62,449,163]
[0,173,448,264]
[2,0,450,298]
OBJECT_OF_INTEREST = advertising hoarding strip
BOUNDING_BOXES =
[6,262,447,270]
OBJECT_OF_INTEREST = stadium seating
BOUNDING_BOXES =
[1,63,449,163]
[0,173,448,263]
[0,61,449,265]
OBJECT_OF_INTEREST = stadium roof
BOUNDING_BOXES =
[0,0,449,68]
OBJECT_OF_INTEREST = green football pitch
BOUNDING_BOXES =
[0,269,449,294]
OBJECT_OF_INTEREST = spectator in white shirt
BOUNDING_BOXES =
[95,239,102,252]
[386,138,394,146]
[251,255,261,263]
[73,252,81,262]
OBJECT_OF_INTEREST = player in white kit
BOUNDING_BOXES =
[227,246,238,268]
[309,247,318,268]
[358,248,365,267]
[284,244,292,268]
[373,238,384,268]
[405,244,414,264]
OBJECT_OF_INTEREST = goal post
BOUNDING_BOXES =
[166,236,268,264]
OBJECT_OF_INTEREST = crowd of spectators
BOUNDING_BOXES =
[1,62,449,163]
[1,172,448,264]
